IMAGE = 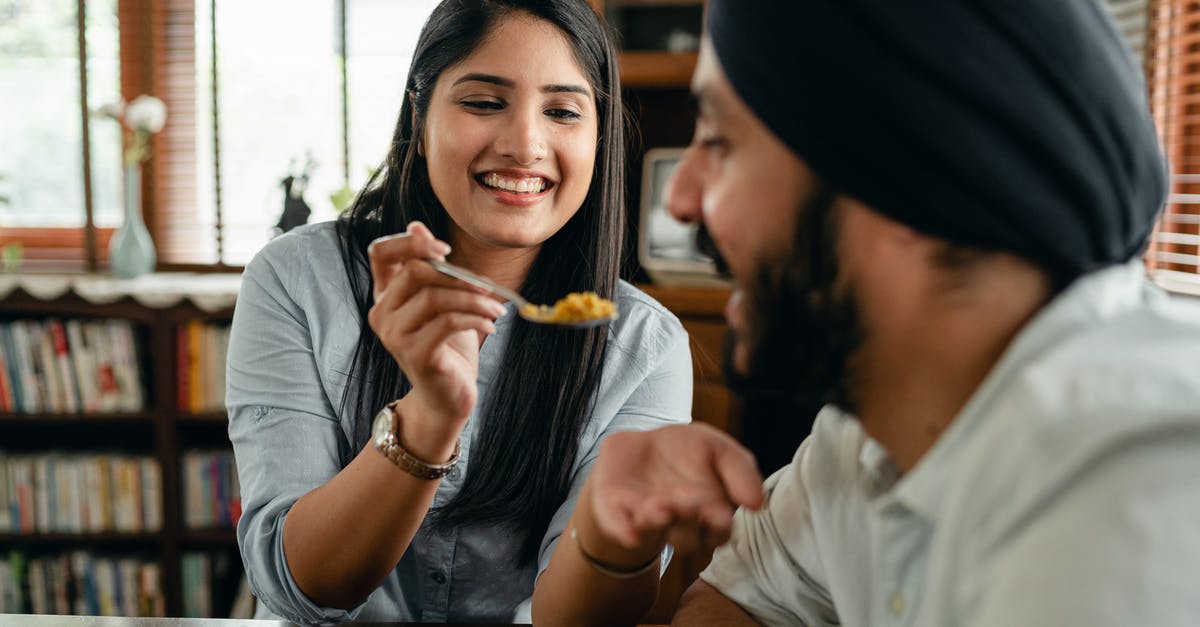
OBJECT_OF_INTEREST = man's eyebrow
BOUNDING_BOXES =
[452,73,590,97]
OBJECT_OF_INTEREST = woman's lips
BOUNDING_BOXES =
[476,178,553,207]
[475,173,555,207]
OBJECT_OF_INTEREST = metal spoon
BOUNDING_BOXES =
[427,259,617,328]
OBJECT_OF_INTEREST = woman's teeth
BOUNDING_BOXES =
[481,172,548,193]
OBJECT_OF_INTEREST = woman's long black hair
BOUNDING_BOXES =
[335,0,626,564]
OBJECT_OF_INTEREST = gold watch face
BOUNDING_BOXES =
[371,406,394,448]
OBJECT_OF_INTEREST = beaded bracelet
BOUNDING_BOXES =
[569,526,661,579]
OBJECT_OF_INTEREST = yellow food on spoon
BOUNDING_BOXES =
[520,291,617,323]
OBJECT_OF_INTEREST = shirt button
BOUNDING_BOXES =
[447,467,461,480]
[430,570,447,585]
[888,592,906,617]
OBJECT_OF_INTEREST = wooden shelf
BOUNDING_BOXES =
[0,532,163,546]
[619,51,698,88]
[180,528,237,545]
[176,410,228,423]
[0,288,162,323]
[0,412,154,424]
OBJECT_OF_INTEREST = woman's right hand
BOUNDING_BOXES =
[367,221,507,439]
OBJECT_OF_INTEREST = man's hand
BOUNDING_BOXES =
[589,423,765,558]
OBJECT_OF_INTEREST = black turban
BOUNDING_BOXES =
[707,0,1167,278]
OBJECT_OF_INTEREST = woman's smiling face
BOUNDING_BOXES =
[422,13,599,255]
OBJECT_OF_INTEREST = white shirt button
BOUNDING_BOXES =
[888,592,906,617]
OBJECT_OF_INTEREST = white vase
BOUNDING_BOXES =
[109,164,157,278]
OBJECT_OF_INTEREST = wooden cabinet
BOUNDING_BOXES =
[639,284,737,435]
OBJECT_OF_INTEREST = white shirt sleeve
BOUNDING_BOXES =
[700,436,841,627]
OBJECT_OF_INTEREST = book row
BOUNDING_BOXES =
[181,550,254,618]
[0,319,145,415]
[0,550,165,616]
[177,322,230,413]
[182,450,241,530]
[0,454,162,535]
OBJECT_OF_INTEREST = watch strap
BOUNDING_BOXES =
[376,401,461,480]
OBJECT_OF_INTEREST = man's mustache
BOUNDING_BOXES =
[695,223,730,276]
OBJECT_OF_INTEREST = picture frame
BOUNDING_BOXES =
[637,147,729,287]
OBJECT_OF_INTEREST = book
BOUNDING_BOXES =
[28,558,45,615]
[139,562,164,617]
[177,324,190,411]
[12,322,42,413]
[118,558,139,618]
[0,325,14,413]
[188,321,203,413]
[0,459,10,533]
[141,458,162,532]
[1,323,25,413]
[86,321,120,412]
[47,319,79,413]
[66,319,100,412]
[108,321,144,412]
[35,322,63,412]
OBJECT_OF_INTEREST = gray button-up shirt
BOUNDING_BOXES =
[227,223,693,625]
[702,261,1200,626]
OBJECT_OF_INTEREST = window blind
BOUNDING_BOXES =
[1109,0,1150,65]
[119,0,214,268]
[1143,0,1200,285]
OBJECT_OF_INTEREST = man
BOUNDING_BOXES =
[574,1,1200,625]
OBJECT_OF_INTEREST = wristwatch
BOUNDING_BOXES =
[371,400,461,480]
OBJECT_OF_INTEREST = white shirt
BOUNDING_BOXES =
[702,261,1200,626]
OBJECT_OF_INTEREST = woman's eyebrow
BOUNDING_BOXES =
[453,72,514,88]
[453,72,589,96]
[542,83,590,96]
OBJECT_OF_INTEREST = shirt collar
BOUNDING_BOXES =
[883,261,1153,521]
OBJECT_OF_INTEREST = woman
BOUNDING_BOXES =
[226,0,692,624]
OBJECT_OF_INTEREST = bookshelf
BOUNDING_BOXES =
[0,276,240,617]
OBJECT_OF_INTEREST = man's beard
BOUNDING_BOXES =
[704,185,866,471]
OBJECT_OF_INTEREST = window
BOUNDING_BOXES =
[0,0,122,268]
[0,0,438,270]
[1138,0,1200,293]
